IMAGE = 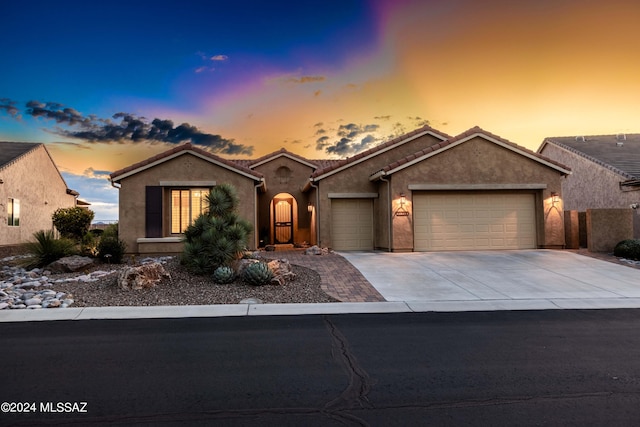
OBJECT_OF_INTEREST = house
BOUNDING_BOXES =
[538,133,640,239]
[538,134,640,210]
[110,125,571,254]
[0,142,79,247]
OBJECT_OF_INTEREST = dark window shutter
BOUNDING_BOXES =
[145,186,163,238]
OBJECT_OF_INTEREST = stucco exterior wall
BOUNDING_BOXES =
[0,145,76,246]
[252,156,314,245]
[388,137,566,250]
[539,143,640,211]
[117,153,258,254]
[316,133,444,248]
[587,209,633,252]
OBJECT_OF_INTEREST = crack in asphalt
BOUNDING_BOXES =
[321,316,375,426]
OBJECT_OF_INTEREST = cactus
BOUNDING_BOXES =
[213,266,235,284]
[243,262,274,286]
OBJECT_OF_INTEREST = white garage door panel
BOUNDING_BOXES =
[331,199,373,250]
[414,193,536,251]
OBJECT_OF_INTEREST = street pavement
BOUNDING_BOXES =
[2,311,640,426]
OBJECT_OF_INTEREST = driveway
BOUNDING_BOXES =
[339,250,640,311]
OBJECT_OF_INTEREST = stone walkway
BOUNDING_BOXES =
[261,249,386,302]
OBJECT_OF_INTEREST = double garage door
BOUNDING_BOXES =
[413,193,537,251]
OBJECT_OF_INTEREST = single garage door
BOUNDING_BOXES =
[331,199,373,250]
[414,193,536,251]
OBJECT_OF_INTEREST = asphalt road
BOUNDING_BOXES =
[2,310,640,426]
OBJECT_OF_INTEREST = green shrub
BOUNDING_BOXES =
[613,239,640,260]
[22,230,77,269]
[181,184,253,275]
[52,207,95,241]
[97,236,127,264]
[243,262,273,286]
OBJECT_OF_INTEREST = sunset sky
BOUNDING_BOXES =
[1,0,639,220]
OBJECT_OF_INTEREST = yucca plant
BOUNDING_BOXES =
[21,230,77,269]
[181,184,253,275]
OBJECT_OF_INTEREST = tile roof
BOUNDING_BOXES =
[109,143,264,181]
[310,124,451,179]
[377,126,571,175]
[0,142,42,170]
[541,133,640,179]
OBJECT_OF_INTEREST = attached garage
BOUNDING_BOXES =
[331,198,374,250]
[413,192,537,251]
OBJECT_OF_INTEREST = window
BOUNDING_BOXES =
[171,189,208,233]
[7,198,20,226]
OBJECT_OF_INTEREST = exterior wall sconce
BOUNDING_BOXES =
[396,193,410,217]
[307,202,313,213]
[551,192,559,205]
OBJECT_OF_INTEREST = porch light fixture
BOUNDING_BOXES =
[307,202,313,213]
[551,192,559,204]
[395,193,410,217]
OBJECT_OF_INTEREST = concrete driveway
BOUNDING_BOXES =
[339,250,640,311]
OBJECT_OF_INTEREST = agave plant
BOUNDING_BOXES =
[213,266,235,284]
[243,262,273,286]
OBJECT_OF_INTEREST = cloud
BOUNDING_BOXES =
[20,100,253,156]
[318,122,382,156]
[0,98,19,117]
[210,55,228,61]
[374,115,391,121]
[285,75,326,84]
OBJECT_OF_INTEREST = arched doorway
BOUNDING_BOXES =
[271,193,296,244]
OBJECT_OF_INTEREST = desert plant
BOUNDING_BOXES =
[181,184,253,275]
[52,207,95,241]
[243,262,273,286]
[613,239,640,260]
[213,266,235,284]
[21,230,77,269]
[97,236,127,264]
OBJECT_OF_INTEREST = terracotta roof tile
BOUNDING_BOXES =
[110,143,264,181]
[380,126,571,173]
[311,124,450,178]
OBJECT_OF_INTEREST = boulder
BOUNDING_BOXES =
[47,255,95,273]
[267,259,296,285]
[304,245,323,255]
[117,262,171,290]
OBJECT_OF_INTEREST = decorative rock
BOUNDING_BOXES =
[27,305,42,309]
[268,259,296,285]
[304,245,323,255]
[240,298,263,304]
[24,297,42,306]
[43,299,61,308]
[265,245,276,251]
[10,304,26,309]
[47,255,95,273]
[117,262,171,290]
[0,302,8,310]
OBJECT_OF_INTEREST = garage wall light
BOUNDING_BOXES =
[551,192,559,204]
[395,193,410,217]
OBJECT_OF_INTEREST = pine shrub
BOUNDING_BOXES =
[613,239,640,260]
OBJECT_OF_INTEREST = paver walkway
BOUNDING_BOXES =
[261,249,385,302]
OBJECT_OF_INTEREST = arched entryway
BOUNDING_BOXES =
[271,193,297,244]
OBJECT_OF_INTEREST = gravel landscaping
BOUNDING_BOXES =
[1,256,339,308]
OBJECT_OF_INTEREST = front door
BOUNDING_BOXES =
[273,197,293,244]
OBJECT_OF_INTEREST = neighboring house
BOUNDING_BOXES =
[110,125,571,254]
[538,133,640,239]
[0,142,79,247]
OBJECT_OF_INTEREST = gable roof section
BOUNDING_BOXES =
[371,126,571,180]
[539,134,640,180]
[311,125,451,181]
[0,141,42,170]
[109,143,264,182]
[247,148,319,169]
